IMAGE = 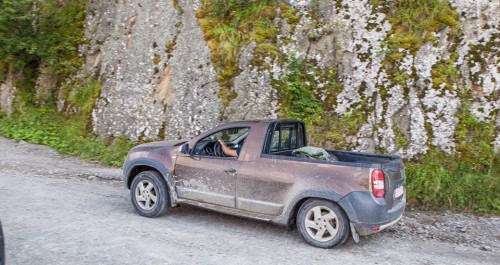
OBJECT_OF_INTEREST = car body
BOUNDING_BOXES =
[123,119,406,248]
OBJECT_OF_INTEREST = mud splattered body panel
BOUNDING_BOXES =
[175,156,242,208]
[124,119,406,237]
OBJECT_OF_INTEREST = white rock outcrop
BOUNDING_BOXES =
[67,0,499,156]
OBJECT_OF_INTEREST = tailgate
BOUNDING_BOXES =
[381,158,406,209]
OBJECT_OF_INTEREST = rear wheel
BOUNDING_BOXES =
[130,170,169,217]
[297,199,349,248]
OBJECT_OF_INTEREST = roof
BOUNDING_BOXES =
[224,118,303,124]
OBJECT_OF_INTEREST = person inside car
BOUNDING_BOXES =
[218,140,239,157]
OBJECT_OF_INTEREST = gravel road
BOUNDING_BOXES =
[0,137,499,264]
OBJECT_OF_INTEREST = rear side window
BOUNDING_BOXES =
[268,123,303,153]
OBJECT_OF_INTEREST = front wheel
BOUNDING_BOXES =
[297,199,350,248]
[130,170,169,217]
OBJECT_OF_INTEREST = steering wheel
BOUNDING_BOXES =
[213,141,223,157]
[202,145,213,156]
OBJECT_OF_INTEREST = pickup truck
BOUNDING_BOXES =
[123,119,406,248]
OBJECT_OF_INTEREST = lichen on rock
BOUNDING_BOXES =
[85,0,222,141]
[72,0,500,155]
[224,43,278,121]
[163,0,222,140]
[332,0,391,115]
[88,0,181,141]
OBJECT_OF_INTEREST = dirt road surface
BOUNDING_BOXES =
[1,137,498,264]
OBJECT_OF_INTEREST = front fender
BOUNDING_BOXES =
[123,158,178,205]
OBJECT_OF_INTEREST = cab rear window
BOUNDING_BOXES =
[269,123,304,153]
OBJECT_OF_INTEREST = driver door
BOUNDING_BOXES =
[174,127,249,208]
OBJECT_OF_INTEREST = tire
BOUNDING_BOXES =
[130,170,169,217]
[297,199,350,248]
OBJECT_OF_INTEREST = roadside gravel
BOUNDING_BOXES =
[388,211,499,252]
[0,137,498,264]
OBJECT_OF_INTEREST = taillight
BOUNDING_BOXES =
[371,169,385,198]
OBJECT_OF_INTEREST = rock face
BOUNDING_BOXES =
[84,0,221,141]
[279,0,498,157]
[3,0,495,157]
[85,0,175,141]
[224,42,279,121]
[77,0,498,156]
[163,0,222,140]
[0,72,16,115]
[282,0,498,157]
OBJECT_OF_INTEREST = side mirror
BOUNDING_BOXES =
[180,143,190,155]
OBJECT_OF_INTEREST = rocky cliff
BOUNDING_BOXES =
[1,0,499,159]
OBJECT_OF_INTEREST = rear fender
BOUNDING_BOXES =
[278,189,345,228]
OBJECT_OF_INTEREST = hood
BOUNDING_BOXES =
[127,140,187,160]
[133,140,186,150]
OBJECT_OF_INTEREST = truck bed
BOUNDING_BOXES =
[265,148,405,209]
[267,148,398,167]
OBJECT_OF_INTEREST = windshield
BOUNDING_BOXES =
[207,127,250,142]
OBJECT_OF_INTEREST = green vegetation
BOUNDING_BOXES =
[277,59,369,147]
[279,2,301,26]
[196,0,281,107]
[279,60,325,127]
[406,150,499,214]
[406,98,499,214]
[173,0,183,14]
[310,108,368,150]
[0,107,132,167]
[377,0,497,214]
[0,0,132,166]
[431,53,460,90]
[381,0,461,86]
[153,54,161,65]
[0,0,36,74]
[195,0,369,148]
[454,100,498,174]
[165,41,177,59]
[0,0,86,78]
[394,126,410,148]
[385,0,459,53]
[1,77,132,167]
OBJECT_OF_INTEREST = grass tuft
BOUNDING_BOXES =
[406,149,499,214]
[386,0,460,54]
[196,0,281,108]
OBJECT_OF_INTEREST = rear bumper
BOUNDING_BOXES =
[352,211,404,236]
[338,191,406,236]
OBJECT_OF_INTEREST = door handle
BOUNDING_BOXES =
[224,168,237,174]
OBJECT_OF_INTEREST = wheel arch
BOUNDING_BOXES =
[282,190,352,229]
[126,165,160,188]
[123,158,178,205]
[295,197,352,248]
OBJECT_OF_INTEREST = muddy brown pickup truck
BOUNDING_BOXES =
[123,119,406,248]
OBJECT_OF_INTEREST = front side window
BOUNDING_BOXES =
[193,127,250,157]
